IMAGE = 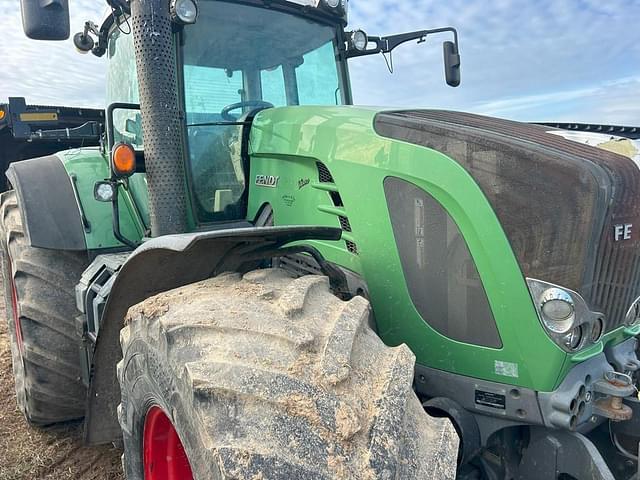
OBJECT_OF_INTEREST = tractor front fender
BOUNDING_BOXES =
[6,149,146,252]
[6,155,87,250]
[84,225,342,445]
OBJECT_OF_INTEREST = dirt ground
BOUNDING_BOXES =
[0,280,124,480]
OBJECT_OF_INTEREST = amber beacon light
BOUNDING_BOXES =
[111,142,136,178]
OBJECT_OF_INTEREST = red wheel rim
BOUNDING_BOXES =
[143,406,194,480]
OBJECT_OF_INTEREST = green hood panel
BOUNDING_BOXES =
[246,106,567,391]
[57,148,146,250]
[52,106,637,393]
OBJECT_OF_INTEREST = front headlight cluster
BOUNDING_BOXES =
[539,287,575,333]
[527,278,605,353]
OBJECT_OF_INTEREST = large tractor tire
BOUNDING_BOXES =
[0,190,88,424]
[119,269,458,479]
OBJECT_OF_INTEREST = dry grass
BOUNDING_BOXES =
[0,283,124,480]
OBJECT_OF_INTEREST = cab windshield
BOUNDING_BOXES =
[181,1,344,222]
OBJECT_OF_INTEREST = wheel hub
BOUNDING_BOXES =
[143,406,193,480]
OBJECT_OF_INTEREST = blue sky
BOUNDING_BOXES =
[1,0,639,124]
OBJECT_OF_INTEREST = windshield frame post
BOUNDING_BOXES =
[283,62,301,106]
[335,26,353,105]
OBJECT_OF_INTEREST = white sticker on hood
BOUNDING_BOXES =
[495,360,519,378]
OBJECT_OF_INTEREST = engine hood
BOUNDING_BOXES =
[375,110,640,333]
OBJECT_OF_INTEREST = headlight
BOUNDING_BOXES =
[350,30,368,51]
[590,317,604,342]
[624,298,640,325]
[527,278,605,353]
[320,0,348,17]
[540,288,575,333]
[171,0,198,24]
[93,181,115,203]
[563,325,583,350]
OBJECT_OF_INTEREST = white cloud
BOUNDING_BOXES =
[469,77,640,124]
[0,1,106,107]
[1,1,638,124]
[348,0,640,124]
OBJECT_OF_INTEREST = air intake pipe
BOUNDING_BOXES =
[130,0,188,236]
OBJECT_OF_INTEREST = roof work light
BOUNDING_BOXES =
[171,0,198,24]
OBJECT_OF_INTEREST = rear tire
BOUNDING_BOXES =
[119,269,458,479]
[0,190,88,424]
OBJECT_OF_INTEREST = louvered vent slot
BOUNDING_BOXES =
[338,216,352,232]
[316,161,358,255]
[330,192,344,207]
[316,161,335,183]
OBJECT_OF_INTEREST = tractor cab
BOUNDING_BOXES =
[107,0,353,225]
[97,1,460,241]
[18,0,460,240]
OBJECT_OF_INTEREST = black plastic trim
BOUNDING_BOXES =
[106,102,141,149]
[70,173,91,232]
[6,155,87,251]
[84,225,342,444]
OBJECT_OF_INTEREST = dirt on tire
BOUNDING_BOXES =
[0,279,124,480]
[118,269,459,479]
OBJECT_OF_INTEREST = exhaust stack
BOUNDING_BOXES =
[130,0,188,236]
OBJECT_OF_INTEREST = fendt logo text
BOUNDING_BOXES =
[614,224,633,242]
[255,175,279,188]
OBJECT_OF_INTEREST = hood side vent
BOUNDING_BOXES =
[316,161,335,183]
[338,215,352,232]
[315,162,358,255]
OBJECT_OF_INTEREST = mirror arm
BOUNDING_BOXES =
[345,36,385,58]
[106,102,142,149]
[386,27,458,51]
[346,26,459,59]
[92,15,116,57]
[107,0,131,15]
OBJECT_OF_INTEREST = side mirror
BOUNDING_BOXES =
[20,0,70,40]
[346,27,462,88]
[107,102,144,150]
[443,41,461,87]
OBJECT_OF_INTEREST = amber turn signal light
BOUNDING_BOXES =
[111,142,136,178]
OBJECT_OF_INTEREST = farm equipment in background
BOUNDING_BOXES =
[539,123,640,166]
[4,0,640,479]
[0,97,103,190]
[537,122,640,140]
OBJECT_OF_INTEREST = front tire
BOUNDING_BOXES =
[119,269,458,479]
[0,190,88,424]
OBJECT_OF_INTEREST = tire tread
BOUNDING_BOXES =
[118,270,459,479]
[0,190,87,425]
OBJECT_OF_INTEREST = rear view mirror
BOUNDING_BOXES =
[346,27,462,88]
[107,103,144,150]
[443,41,461,87]
[20,0,70,40]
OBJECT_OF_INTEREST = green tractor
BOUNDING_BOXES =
[5,0,640,478]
